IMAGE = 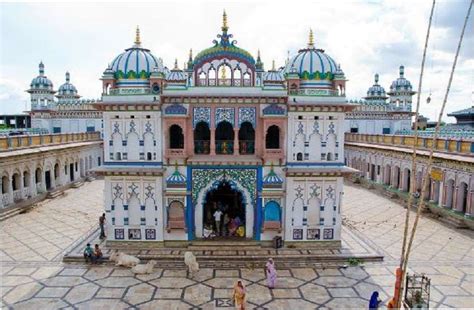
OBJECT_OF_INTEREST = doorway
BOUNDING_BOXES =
[69,163,74,182]
[45,171,52,190]
[203,181,245,238]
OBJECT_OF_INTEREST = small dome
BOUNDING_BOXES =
[366,74,387,98]
[58,72,79,97]
[263,61,284,83]
[166,166,186,186]
[30,62,53,90]
[166,60,186,82]
[390,65,413,92]
[263,166,283,187]
[283,30,339,80]
[109,27,164,80]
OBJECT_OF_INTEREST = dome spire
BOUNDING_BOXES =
[174,58,179,70]
[135,25,141,46]
[308,28,315,48]
[66,71,70,83]
[222,9,228,31]
[272,59,276,71]
[374,73,379,84]
[188,48,193,61]
[39,61,44,76]
[399,65,404,78]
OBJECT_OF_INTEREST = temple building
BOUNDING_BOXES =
[94,13,355,244]
[345,66,414,134]
[27,63,102,134]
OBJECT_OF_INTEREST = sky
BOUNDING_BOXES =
[0,0,472,122]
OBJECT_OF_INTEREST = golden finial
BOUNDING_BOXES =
[222,9,228,30]
[308,28,314,47]
[135,25,141,45]
[272,60,276,71]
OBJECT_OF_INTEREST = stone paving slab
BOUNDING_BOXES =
[1,181,473,309]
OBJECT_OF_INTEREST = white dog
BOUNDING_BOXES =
[109,252,140,267]
[131,260,156,274]
[184,251,199,278]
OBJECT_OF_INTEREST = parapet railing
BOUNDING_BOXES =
[345,133,474,154]
[0,132,102,152]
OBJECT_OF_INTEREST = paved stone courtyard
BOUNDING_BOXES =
[1,180,473,309]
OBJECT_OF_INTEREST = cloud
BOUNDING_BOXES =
[0,0,472,123]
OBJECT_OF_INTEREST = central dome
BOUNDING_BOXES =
[192,11,255,69]
[283,30,339,80]
[109,27,163,80]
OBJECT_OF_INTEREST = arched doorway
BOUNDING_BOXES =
[403,168,411,192]
[266,125,280,149]
[203,181,245,239]
[445,179,455,209]
[238,122,255,154]
[215,121,234,155]
[194,122,210,154]
[456,182,468,214]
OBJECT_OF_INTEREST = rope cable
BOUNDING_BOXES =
[398,0,473,307]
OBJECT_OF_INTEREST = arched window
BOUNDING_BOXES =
[238,122,255,154]
[169,125,184,149]
[116,152,122,160]
[218,64,232,86]
[23,170,30,187]
[208,67,216,86]
[233,68,242,86]
[266,125,280,149]
[2,175,9,194]
[167,201,185,231]
[35,168,42,184]
[327,153,333,161]
[147,152,152,161]
[243,72,251,86]
[216,121,234,155]
[297,153,303,161]
[199,71,207,86]
[12,173,20,191]
[194,122,210,154]
[54,164,60,180]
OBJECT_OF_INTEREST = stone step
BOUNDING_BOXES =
[47,189,65,199]
[86,176,96,182]
[0,207,21,222]
[71,181,84,188]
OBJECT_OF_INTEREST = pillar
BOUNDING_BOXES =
[233,128,239,155]
[19,172,24,199]
[210,129,216,155]
[7,174,13,204]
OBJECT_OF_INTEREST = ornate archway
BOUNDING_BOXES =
[191,168,257,239]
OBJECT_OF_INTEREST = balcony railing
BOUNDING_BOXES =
[239,140,255,155]
[194,140,210,154]
[216,140,234,155]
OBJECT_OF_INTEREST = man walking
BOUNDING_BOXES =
[99,213,106,239]
[213,208,223,236]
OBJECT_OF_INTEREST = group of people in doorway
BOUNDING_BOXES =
[204,202,245,238]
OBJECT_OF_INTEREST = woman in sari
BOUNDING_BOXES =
[233,280,246,309]
[265,258,277,289]
[369,291,381,309]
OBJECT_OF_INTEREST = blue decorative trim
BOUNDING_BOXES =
[256,166,263,240]
[186,165,193,240]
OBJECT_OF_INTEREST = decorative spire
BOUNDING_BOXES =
[272,60,276,71]
[399,65,404,78]
[39,61,44,76]
[308,28,315,48]
[256,49,264,70]
[135,25,141,46]
[66,71,70,83]
[257,49,261,60]
[374,73,379,84]
[222,9,228,31]
[174,59,179,70]
[188,48,193,61]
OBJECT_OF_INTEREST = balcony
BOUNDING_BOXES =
[216,140,234,155]
[239,140,255,155]
[194,140,210,155]
[166,149,186,158]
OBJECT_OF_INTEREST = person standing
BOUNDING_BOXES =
[99,213,106,239]
[213,209,223,236]
[265,258,277,289]
[232,280,246,309]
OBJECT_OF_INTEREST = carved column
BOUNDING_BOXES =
[210,129,216,155]
[233,128,239,155]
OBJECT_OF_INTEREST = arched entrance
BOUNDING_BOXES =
[203,181,246,238]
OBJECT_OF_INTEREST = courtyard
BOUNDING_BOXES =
[1,180,473,309]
